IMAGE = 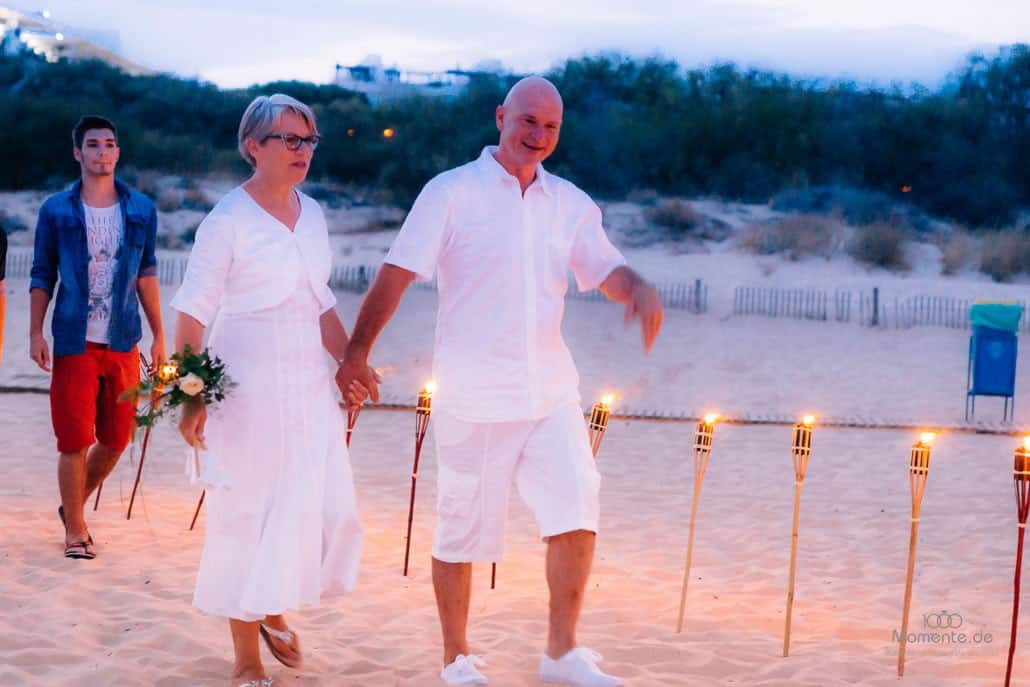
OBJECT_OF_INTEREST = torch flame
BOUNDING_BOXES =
[919,432,937,446]
[1023,435,1030,451]
[802,415,815,427]
[158,361,179,382]
[703,413,720,425]
[423,380,437,395]
[600,393,615,407]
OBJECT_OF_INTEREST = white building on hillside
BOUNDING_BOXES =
[334,55,509,102]
[0,6,152,76]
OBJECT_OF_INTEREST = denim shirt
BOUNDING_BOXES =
[30,179,158,356]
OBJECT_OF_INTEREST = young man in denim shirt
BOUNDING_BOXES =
[29,115,166,559]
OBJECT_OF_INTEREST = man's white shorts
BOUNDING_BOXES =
[432,402,601,563]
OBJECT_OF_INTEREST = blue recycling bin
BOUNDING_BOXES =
[966,303,1022,422]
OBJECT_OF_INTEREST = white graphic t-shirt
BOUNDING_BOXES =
[83,202,123,344]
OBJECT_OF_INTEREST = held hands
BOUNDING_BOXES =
[336,353,382,410]
[625,281,664,354]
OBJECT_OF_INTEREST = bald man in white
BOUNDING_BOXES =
[339,77,663,687]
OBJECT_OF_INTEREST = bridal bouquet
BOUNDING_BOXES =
[120,345,234,428]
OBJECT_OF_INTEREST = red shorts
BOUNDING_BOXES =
[51,343,139,454]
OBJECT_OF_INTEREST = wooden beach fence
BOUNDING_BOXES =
[732,286,829,321]
[8,247,1025,332]
[4,248,33,279]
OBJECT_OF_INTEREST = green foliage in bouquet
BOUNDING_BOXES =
[119,345,234,428]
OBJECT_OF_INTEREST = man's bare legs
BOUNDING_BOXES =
[58,442,121,544]
[546,530,595,659]
[432,529,596,665]
[84,442,121,499]
[433,557,473,665]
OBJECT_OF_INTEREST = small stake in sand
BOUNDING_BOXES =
[897,431,935,677]
[490,392,616,590]
[677,413,720,633]
[783,415,815,657]
[403,381,435,576]
[1004,436,1030,687]
[96,353,154,511]
[189,443,205,531]
[126,424,155,520]
[346,406,361,448]
[126,356,172,520]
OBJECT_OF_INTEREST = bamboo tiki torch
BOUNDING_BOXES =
[898,432,935,677]
[677,413,720,633]
[403,380,435,576]
[1004,436,1030,687]
[588,394,615,457]
[783,415,815,657]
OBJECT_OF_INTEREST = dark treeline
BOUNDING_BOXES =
[1,46,1029,228]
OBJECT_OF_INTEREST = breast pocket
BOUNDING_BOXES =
[121,221,146,269]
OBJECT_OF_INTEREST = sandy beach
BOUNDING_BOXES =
[1,257,1028,685]
[1,395,1026,686]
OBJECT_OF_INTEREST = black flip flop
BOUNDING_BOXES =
[64,541,96,560]
[58,506,94,546]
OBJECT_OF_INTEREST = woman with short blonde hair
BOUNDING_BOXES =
[172,93,368,686]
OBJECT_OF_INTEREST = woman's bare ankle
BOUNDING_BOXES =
[232,662,266,680]
[262,613,286,629]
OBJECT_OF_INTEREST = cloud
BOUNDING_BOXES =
[11,0,1015,88]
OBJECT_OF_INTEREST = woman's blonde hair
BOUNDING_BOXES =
[237,93,318,167]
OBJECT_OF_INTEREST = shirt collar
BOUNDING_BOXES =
[69,178,144,220]
[478,146,554,198]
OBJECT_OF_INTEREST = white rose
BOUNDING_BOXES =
[178,373,205,397]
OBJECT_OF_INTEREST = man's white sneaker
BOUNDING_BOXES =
[540,648,624,687]
[440,654,488,685]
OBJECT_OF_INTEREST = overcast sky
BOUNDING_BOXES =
[12,1,1030,88]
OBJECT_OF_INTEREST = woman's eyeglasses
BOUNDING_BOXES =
[261,133,321,151]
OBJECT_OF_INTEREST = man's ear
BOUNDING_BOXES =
[495,105,505,133]
[73,147,82,163]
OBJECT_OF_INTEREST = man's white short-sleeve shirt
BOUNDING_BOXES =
[385,147,626,422]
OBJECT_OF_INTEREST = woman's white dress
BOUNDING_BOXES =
[171,186,362,621]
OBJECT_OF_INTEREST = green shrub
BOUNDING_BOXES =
[848,222,909,270]
[155,189,182,213]
[646,199,697,233]
[0,210,28,234]
[934,229,976,275]
[740,213,840,260]
[980,229,1030,282]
